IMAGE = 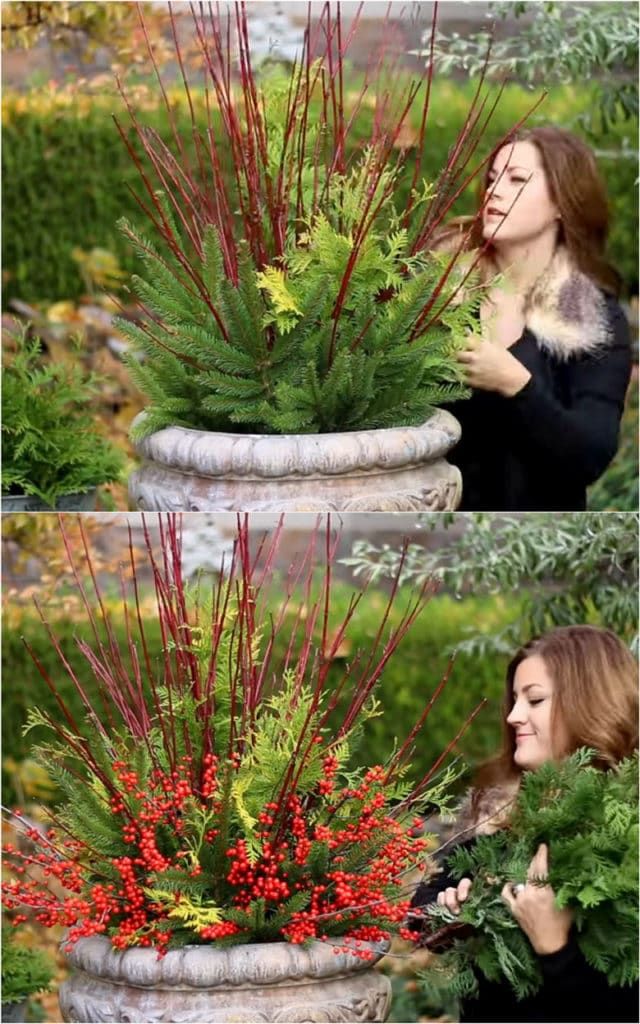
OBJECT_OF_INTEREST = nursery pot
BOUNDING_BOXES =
[1,489,97,513]
[1,1001,27,1023]
[58,935,392,1023]
[128,410,462,512]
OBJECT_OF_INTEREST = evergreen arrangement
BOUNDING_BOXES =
[2,327,125,508]
[2,515,482,955]
[1,924,53,1006]
[416,748,639,1001]
[113,4,538,437]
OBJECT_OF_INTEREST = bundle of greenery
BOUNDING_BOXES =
[420,748,638,1001]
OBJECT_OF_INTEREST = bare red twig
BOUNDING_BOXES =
[114,1,542,370]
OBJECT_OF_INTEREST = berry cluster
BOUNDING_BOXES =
[226,839,292,905]
[2,746,429,959]
[199,921,242,940]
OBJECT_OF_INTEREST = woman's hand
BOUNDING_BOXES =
[437,876,472,915]
[457,335,532,397]
[501,843,574,955]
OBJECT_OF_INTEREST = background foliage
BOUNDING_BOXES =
[588,381,638,512]
[2,585,516,809]
[429,1,638,135]
[1,924,53,1006]
[346,512,639,654]
[0,2,153,58]
[3,77,637,305]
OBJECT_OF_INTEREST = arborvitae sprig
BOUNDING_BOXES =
[421,749,639,1002]
[2,326,125,506]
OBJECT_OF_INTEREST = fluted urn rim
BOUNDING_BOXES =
[63,936,389,990]
[130,410,461,481]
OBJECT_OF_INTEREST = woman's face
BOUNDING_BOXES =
[506,655,565,770]
[482,140,560,246]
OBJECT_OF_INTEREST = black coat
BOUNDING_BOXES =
[444,294,632,512]
[408,838,639,1024]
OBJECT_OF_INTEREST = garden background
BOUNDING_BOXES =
[1,0,638,511]
[2,509,637,1022]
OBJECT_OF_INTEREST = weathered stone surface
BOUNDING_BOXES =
[128,412,462,512]
[59,937,392,1023]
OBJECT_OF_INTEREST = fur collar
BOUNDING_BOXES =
[438,238,614,361]
[522,247,613,361]
[453,780,520,839]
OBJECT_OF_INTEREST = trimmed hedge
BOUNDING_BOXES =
[2,78,637,304]
[2,584,516,804]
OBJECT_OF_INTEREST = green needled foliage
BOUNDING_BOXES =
[1,925,53,1005]
[419,749,639,1002]
[117,179,477,438]
[1,326,126,507]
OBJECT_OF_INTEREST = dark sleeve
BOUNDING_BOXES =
[406,838,477,933]
[537,927,639,1017]
[505,297,632,485]
[538,930,594,990]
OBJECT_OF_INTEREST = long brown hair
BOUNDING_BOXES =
[474,625,638,803]
[435,125,621,296]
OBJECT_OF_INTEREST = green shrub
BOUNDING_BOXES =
[2,584,516,804]
[1,326,125,506]
[2,79,637,304]
[588,379,639,511]
[1,926,53,1006]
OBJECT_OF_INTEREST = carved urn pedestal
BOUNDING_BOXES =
[128,410,462,512]
[59,936,392,1023]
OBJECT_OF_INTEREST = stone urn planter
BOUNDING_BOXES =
[128,410,462,512]
[59,935,392,1023]
[1,489,97,513]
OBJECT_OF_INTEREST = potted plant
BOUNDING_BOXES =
[2,514,482,1023]
[1,924,53,1023]
[1,326,125,511]
[114,4,535,512]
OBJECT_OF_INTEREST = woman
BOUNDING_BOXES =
[435,126,632,511]
[409,625,638,1023]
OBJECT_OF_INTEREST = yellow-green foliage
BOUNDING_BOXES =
[230,669,358,861]
[144,888,223,931]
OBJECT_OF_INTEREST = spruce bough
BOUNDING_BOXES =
[420,748,639,1001]
[117,172,477,439]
